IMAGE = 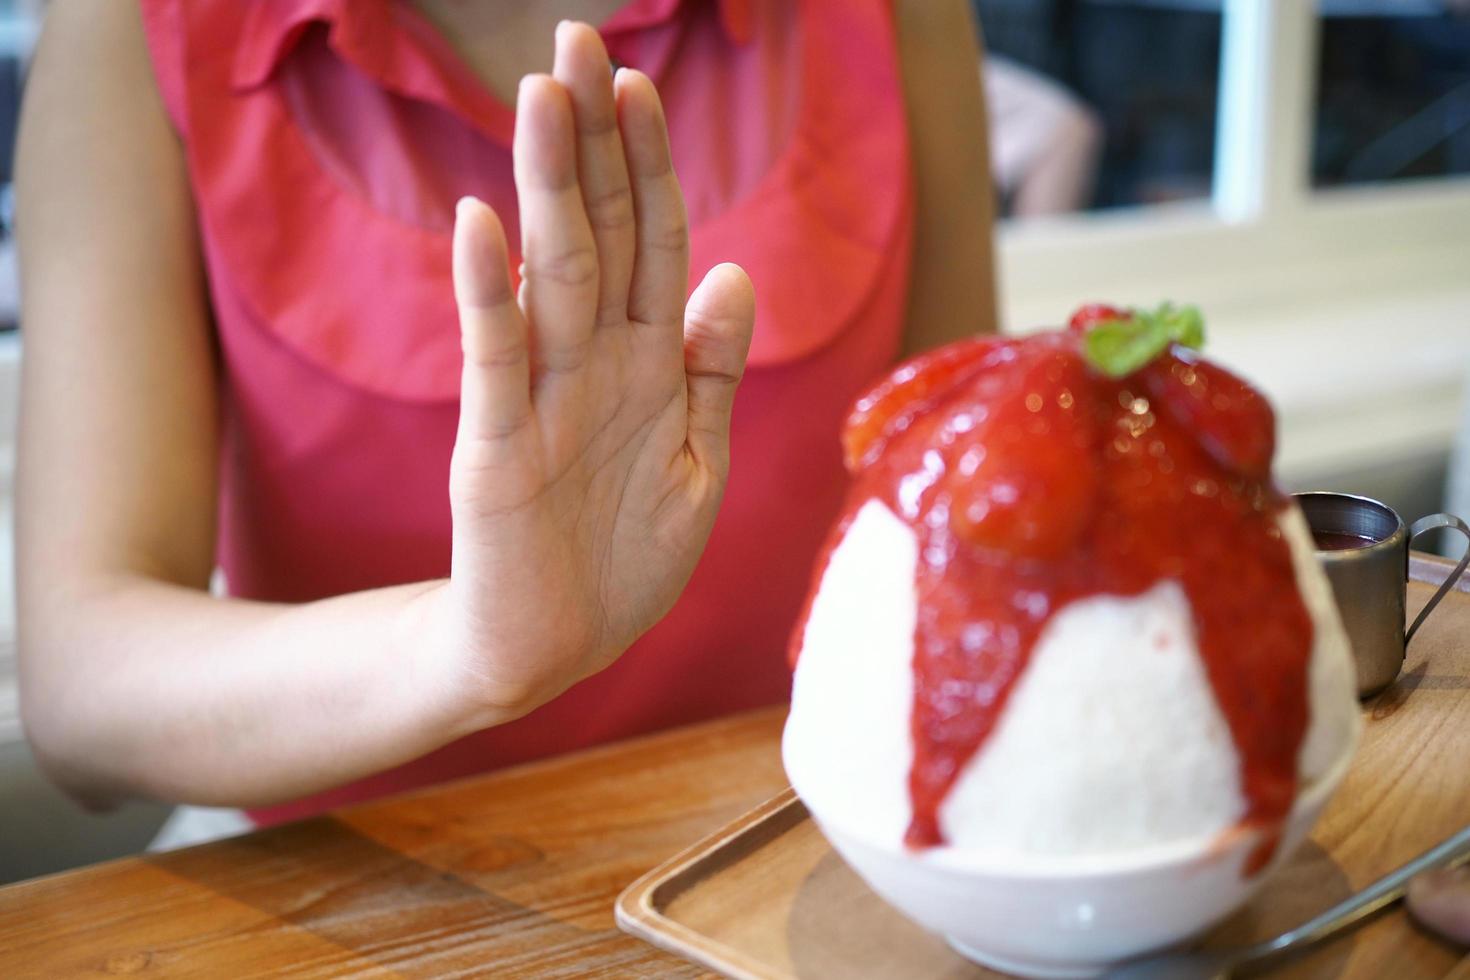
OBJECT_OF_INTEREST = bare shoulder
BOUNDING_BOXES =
[19,0,168,154]
[891,0,987,86]
[16,0,217,592]
[892,0,981,42]
[17,0,195,297]
[889,0,987,148]
[888,0,1000,351]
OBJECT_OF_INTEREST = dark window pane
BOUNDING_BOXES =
[1313,5,1470,188]
[973,0,1221,216]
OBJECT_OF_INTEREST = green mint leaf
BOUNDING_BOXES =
[1152,303,1206,351]
[1083,315,1169,377]
[1082,303,1206,377]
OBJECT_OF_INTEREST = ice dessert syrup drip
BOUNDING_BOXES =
[790,310,1312,873]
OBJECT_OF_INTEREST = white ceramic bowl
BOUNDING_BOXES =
[797,746,1355,979]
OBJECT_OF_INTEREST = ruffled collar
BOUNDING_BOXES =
[231,0,752,92]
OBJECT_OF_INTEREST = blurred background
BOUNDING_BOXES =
[0,0,1467,883]
[979,0,1470,216]
[973,0,1469,541]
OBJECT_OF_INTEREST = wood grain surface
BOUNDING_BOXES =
[1,556,1467,978]
[0,709,790,977]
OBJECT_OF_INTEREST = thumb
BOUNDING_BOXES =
[682,263,755,478]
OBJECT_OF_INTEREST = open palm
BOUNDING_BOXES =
[444,23,754,716]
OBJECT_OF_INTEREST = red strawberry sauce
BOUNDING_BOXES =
[790,326,1312,871]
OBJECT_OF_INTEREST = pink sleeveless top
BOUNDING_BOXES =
[139,0,913,824]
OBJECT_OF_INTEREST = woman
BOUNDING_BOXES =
[15,0,996,827]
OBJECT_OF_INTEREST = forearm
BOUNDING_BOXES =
[21,576,494,810]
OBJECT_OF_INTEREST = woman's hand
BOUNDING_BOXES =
[16,7,748,806]
[442,22,755,718]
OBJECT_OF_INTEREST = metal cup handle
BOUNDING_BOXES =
[1405,512,1470,645]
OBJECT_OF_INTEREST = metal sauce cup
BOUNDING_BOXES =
[1294,492,1470,697]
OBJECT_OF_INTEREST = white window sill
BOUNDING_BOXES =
[1212,288,1469,485]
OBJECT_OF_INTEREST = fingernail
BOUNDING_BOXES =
[456,196,481,219]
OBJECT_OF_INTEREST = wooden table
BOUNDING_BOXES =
[0,709,789,977]
[1,558,1468,978]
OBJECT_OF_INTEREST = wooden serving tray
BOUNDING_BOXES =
[618,556,1470,979]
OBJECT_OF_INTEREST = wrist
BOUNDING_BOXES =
[405,580,553,740]
[396,581,495,741]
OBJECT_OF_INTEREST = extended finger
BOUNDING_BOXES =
[616,67,688,332]
[682,263,755,480]
[553,22,635,329]
[514,74,599,377]
[453,196,533,445]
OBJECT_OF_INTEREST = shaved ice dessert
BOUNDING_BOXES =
[782,304,1360,973]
